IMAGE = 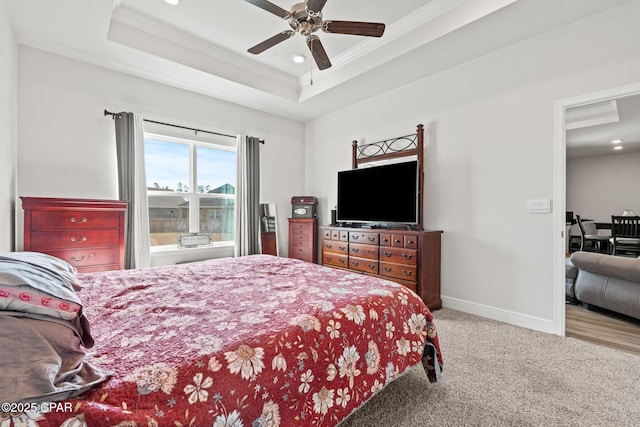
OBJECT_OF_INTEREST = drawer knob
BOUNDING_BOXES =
[382,251,392,257]
[384,266,392,272]
[70,236,87,242]
[402,253,413,259]
[402,269,412,277]
[70,217,87,223]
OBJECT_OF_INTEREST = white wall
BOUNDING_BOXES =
[305,1,640,330]
[0,2,17,251]
[567,152,640,222]
[17,46,305,260]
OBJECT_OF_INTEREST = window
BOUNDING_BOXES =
[144,134,236,248]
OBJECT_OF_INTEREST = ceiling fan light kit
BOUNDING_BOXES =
[245,0,385,71]
[292,54,306,63]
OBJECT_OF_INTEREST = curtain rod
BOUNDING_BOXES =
[104,109,264,143]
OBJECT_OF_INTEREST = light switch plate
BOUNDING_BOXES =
[527,199,551,214]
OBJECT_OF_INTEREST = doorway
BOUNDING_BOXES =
[553,82,640,337]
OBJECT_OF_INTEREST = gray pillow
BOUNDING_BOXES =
[0,252,84,320]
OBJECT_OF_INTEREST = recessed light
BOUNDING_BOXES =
[292,54,306,64]
[614,146,623,150]
[611,139,623,144]
[165,0,180,5]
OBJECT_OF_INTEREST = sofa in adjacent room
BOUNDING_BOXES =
[568,252,640,321]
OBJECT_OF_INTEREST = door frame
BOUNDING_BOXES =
[553,81,640,336]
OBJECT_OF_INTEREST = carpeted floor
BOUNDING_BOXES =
[341,308,640,426]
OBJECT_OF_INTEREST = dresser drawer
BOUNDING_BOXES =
[380,262,417,282]
[348,243,379,260]
[323,240,348,255]
[290,221,312,233]
[349,258,378,274]
[349,231,379,245]
[45,247,121,269]
[403,235,418,249]
[30,229,121,250]
[323,253,348,268]
[77,264,120,273]
[31,210,121,230]
[380,247,417,266]
[290,232,310,243]
[290,244,311,257]
[379,233,392,247]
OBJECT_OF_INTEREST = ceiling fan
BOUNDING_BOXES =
[244,0,386,70]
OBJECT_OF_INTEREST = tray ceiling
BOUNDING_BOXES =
[5,0,632,121]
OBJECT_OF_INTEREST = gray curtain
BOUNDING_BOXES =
[114,112,151,268]
[234,135,261,257]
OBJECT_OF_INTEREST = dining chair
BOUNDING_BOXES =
[576,215,609,253]
[610,215,640,257]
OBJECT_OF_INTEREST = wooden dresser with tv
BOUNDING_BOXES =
[321,124,443,309]
[21,196,127,272]
[320,226,442,309]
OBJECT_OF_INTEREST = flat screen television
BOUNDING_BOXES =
[337,160,419,225]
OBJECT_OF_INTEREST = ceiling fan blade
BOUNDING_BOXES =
[306,35,332,70]
[244,0,290,19]
[248,30,296,54]
[323,20,385,37]
[307,0,328,14]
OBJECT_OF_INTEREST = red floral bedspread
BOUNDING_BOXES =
[34,255,442,426]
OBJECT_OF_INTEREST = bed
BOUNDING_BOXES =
[0,252,442,426]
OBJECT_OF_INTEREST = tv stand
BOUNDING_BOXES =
[320,225,442,310]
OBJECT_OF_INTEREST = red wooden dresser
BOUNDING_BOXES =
[21,197,127,272]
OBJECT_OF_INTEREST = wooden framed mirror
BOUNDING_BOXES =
[260,202,279,256]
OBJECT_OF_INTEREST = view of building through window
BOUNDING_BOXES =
[144,136,236,247]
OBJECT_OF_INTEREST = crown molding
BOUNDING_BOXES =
[296,0,468,88]
[110,3,299,90]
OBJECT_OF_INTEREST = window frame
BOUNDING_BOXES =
[143,132,236,254]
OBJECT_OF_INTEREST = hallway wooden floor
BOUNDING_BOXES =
[565,303,640,357]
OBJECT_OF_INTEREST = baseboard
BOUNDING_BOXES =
[441,296,556,334]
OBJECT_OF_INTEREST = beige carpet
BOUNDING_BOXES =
[341,308,640,426]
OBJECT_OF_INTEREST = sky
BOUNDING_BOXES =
[144,138,236,192]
